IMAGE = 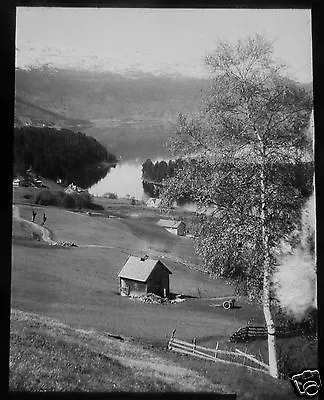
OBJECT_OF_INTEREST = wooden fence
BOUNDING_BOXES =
[229,325,303,342]
[168,330,269,375]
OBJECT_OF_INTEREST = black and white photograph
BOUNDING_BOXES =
[10,6,317,398]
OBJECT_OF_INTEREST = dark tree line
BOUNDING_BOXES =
[142,158,184,182]
[13,127,117,187]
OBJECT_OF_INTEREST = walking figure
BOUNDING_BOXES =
[32,210,37,223]
[42,213,47,226]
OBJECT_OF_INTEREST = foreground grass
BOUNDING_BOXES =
[9,309,228,393]
[9,310,298,398]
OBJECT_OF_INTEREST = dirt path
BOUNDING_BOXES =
[12,205,57,245]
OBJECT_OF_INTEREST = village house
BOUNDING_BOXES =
[118,255,172,297]
[145,197,162,208]
[157,219,186,236]
[12,178,21,188]
[64,183,88,194]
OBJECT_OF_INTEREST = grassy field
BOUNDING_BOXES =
[10,186,300,397]
[10,310,297,398]
[10,309,227,393]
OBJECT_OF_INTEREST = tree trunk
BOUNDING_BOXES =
[263,254,279,378]
[260,164,279,378]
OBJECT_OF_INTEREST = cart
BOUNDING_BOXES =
[209,297,236,310]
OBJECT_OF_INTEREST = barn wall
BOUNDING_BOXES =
[147,264,170,297]
[120,278,147,296]
[165,224,186,236]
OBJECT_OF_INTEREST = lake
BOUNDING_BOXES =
[84,120,173,199]
[88,159,215,215]
[85,121,211,211]
[89,160,147,199]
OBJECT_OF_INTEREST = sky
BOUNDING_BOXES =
[16,8,312,82]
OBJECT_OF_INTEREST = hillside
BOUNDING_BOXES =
[10,195,302,398]
[14,67,313,161]
[10,309,227,393]
[15,67,208,124]
[14,96,92,130]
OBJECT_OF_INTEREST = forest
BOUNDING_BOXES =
[142,157,314,204]
[13,127,117,188]
[142,158,184,182]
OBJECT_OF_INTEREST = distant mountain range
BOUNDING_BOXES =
[14,67,208,128]
[14,66,313,160]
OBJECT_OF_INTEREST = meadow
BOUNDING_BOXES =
[10,186,301,398]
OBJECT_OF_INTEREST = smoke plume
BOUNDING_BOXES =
[273,192,316,321]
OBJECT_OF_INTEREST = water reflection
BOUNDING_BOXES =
[72,163,112,189]
[89,162,146,199]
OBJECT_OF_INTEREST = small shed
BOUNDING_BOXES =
[157,219,186,236]
[118,256,172,297]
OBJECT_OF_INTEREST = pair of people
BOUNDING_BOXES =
[32,210,47,226]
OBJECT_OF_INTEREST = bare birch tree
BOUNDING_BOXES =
[161,34,313,378]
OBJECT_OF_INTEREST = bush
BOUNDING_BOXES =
[34,189,58,206]
[34,188,100,210]
[62,194,76,209]
[56,191,66,201]
[274,306,317,336]
[78,192,92,207]
[277,336,318,378]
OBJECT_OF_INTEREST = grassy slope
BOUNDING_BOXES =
[10,188,299,397]
[13,203,252,347]
[10,310,296,398]
[10,309,226,393]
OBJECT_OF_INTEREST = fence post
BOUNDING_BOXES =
[242,346,248,366]
[168,329,176,350]
[258,349,264,363]
[192,337,197,354]
[214,342,219,360]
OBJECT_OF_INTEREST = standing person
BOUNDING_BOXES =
[42,213,47,226]
[32,210,37,222]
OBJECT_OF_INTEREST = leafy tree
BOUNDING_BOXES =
[160,34,313,378]
[142,159,154,180]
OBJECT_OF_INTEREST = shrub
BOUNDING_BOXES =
[56,191,66,201]
[34,189,58,206]
[71,193,82,209]
[78,192,92,207]
[277,336,318,378]
[34,188,100,210]
[62,194,76,209]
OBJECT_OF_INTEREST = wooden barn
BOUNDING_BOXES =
[157,219,186,236]
[118,255,172,297]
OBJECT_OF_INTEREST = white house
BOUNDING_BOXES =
[157,219,186,236]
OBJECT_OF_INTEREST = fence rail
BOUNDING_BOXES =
[229,325,304,342]
[168,330,269,375]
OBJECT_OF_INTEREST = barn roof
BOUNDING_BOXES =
[118,256,172,282]
[157,219,185,229]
